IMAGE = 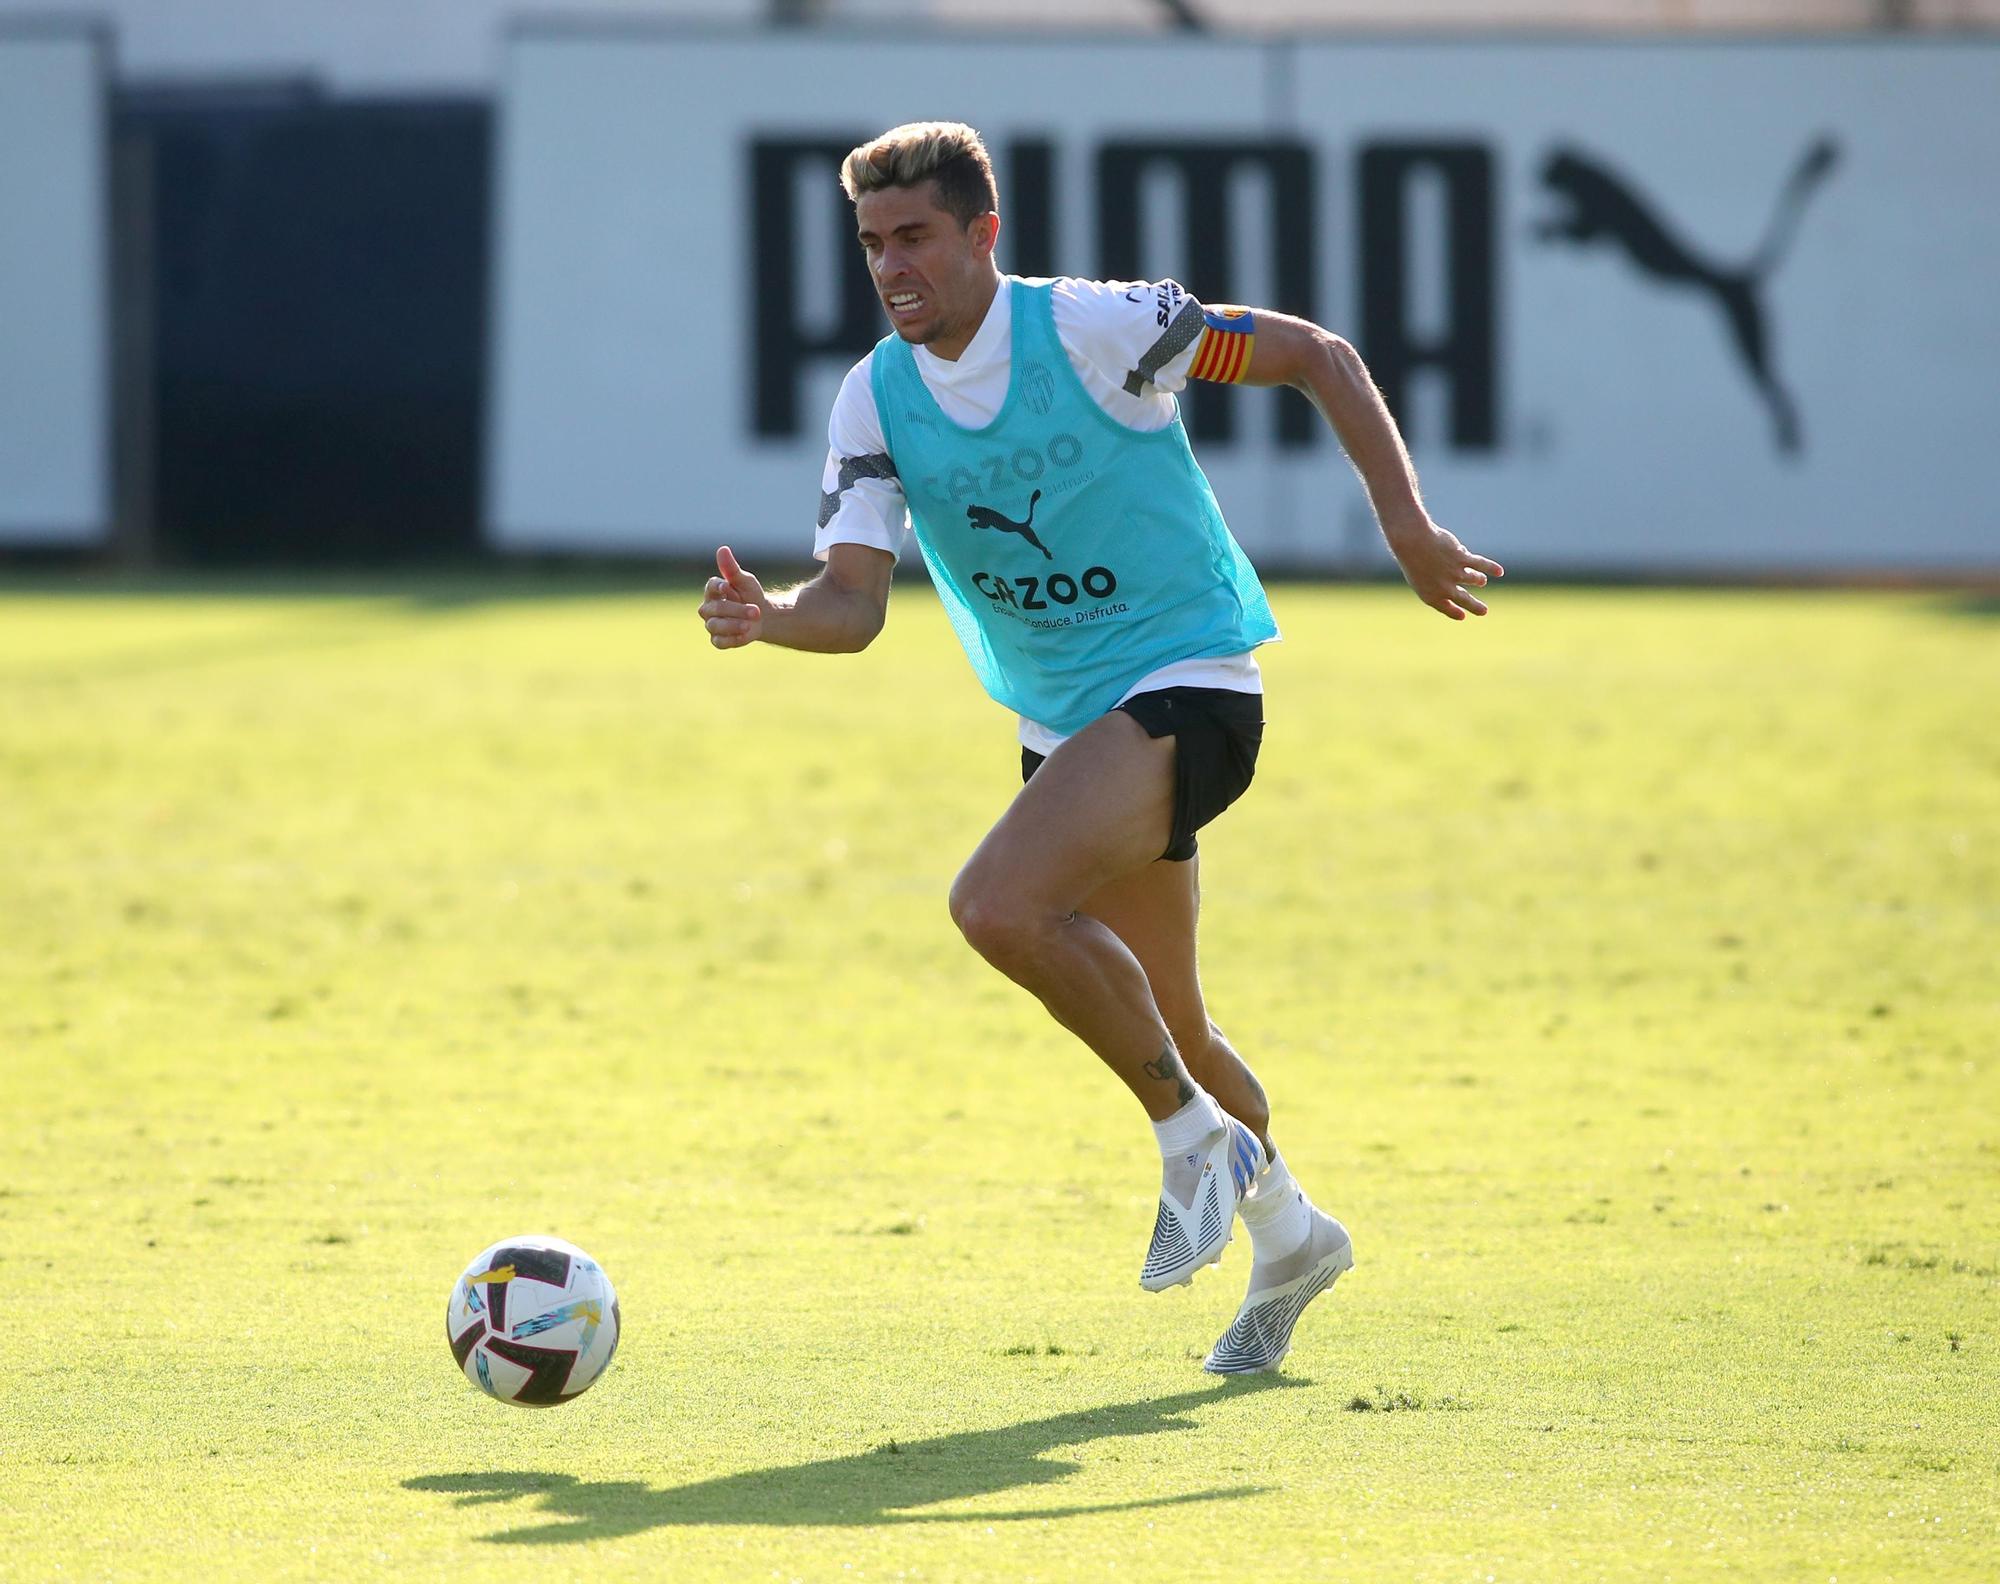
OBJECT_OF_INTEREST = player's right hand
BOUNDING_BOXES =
[700,545,766,649]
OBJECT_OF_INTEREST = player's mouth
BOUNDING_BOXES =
[885,290,926,320]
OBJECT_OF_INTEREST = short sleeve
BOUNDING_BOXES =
[1050,277,1208,399]
[814,355,908,562]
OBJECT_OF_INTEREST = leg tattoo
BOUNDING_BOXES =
[1143,1043,1198,1108]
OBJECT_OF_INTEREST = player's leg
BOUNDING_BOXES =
[946,708,1190,1119]
[1074,854,1273,1158]
[947,710,1260,1290]
[1083,852,1353,1372]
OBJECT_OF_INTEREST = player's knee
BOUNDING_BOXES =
[947,878,1044,972]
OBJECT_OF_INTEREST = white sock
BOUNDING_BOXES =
[1152,1090,1227,1159]
[1238,1147,1315,1259]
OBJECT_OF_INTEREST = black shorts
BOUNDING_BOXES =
[1020,686,1265,863]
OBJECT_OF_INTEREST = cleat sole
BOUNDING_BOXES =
[1141,1231,1232,1294]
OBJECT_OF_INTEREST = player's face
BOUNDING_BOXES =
[854,181,999,357]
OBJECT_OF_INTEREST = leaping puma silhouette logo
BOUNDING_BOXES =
[965,490,1051,559]
[1536,137,1840,455]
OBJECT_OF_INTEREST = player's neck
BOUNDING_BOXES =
[927,271,1003,363]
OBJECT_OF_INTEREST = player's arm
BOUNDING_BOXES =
[1194,305,1504,620]
[701,357,903,653]
[699,542,893,653]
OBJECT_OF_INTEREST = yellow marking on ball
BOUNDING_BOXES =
[466,1265,516,1284]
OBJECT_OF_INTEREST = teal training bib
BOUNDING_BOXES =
[871,280,1278,737]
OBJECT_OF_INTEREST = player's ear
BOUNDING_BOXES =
[970,211,1000,258]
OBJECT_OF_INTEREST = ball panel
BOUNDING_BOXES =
[448,1319,485,1369]
[472,1343,517,1400]
[482,1335,581,1406]
[565,1292,621,1394]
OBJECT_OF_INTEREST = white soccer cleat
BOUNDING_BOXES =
[1140,1117,1265,1292]
[1202,1208,1353,1374]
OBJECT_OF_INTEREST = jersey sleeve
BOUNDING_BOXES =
[1051,277,1209,399]
[814,356,908,563]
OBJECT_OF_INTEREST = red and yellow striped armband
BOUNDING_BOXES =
[1187,306,1256,384]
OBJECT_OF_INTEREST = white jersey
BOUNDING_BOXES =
[815,274,1263,754]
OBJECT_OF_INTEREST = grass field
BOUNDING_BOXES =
[2,575,1995,1582]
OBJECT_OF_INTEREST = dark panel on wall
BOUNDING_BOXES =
[130,91,489,563]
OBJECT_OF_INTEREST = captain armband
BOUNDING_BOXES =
[1186,307,1256,384]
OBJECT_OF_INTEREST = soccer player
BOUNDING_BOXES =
[699,122,1501,1373]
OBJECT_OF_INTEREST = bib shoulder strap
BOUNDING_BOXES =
[1016,278,1062,358]
[869,331,918,454]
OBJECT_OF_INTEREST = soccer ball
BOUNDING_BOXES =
[446,1234,621,1407]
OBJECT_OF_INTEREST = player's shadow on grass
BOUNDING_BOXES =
[405,1378,1296,1541]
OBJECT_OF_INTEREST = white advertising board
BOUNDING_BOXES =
[490,31,2000,573]
[0,26,109,546]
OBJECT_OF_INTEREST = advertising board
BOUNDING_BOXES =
[491,32,2000,572]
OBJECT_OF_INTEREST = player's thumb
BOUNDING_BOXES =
[717,544,752,591]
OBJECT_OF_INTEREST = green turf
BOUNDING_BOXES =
[2,575,1995,1582]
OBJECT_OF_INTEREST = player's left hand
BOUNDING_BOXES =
[1385,517,1504,620]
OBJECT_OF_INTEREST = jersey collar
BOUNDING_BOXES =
[913,273,1015,386]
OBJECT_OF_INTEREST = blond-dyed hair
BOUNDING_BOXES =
[841,122,998,229]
